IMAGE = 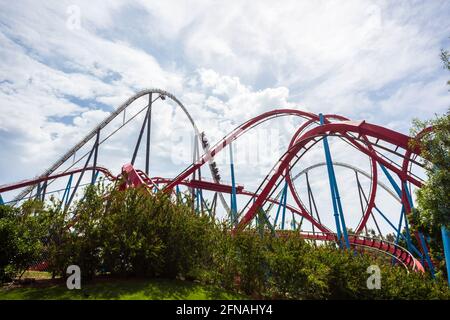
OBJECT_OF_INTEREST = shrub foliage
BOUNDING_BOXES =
[0,183,448,299]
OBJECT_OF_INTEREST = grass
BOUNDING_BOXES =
[0,277,247,300]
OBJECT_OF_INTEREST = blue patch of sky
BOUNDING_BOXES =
[0,79,13,85]
[65,95,111,111]
[47,95,112,125]
[101,68,122,83]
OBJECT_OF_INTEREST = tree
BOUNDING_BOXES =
[408,48,450,275]
[0,201,46,283]
[441,47,450,86]
[411,111,450,231]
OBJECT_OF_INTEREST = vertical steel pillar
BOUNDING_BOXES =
[380,164,416,252]
[66,138,96,209]
[191,135,198,211]
[41,180,47,201]
[274,180,288,229]
[131,105,151,166]
[391,206,405,265]
[61,174,73,208]
[382,164,435,276]
[380,164,406,244]
[291,212,297,230]
[145,93,152,175]
[395,207,405,245]
[319,114,350,249]
[418,231,436,277]
[35,183,41,200]
[229,142,238,223]
[306,171,322,234]
[211,192,218,217]
[355,172,369,235]
[0,194,4,205]
[196,137,204,214]
[281,180,288,230]
[403,182,435,277]
[357,178,382,237]
[441,226,450,287]
[91,129,100,185]
[196,188,201,213]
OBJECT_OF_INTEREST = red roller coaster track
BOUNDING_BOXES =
[0,88,433,274]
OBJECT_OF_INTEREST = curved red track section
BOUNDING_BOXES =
[236,120,423,231]
[0,98,430,273]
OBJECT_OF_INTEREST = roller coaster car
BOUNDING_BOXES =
[200,132,209,146]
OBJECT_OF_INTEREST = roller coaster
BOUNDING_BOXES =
[0,88,447,277]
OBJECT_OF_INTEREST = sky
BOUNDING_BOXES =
[0,0,449,233]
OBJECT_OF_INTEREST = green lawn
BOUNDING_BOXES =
[0,277,246,300]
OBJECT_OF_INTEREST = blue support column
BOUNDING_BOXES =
[91,170,100,185]
[199,189,204,214]
[441,226,450,287]
[291,212,297,230]
[390,206,405,266]
[281,182,288,230]
[274,180,288,229]
[35,183,42,200]
[403,182,435,278]
[381,165,436,277]
[91,129,100,185]
[61,174,73,208]
[373,206,423,259]
[319,114,350,249]
[379,165,427,261]
[196,188,201,213]
[0,194,4,205]
[175,185,181,204]
[229,142,238,223]
[395,207,404,245]
[418,231,436,278]
[380,164,402,195]
[379,164,414,252]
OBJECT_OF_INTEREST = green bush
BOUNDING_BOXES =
[39,184,220,280]
[0,201,46,283]
[1,185,448,299]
